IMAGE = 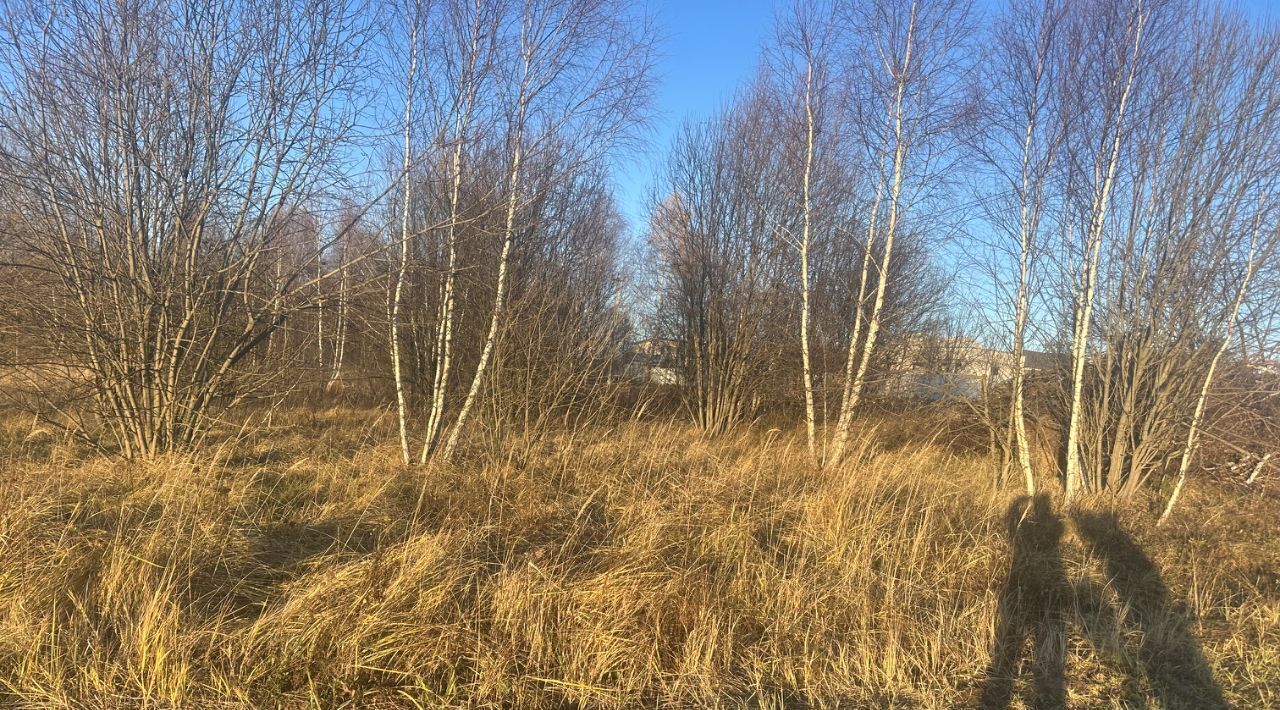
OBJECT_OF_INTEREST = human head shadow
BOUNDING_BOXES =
[1073,510,1227,710]
[981,494,1069,709]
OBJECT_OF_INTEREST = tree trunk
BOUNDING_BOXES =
[1064,4,1146,499]
[799,59,818,461]
[829,47,911,465]
[389,16,419,465]
[442,51,530,462]
[1160,231,1257,524]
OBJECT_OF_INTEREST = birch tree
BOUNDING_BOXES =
[976,0,1066,495]
[828,0,973,464]
[1059,0,1155,498]
[771,0,841,460]
[420,0,496,462]
[0,0,370,457]
[438,0,653,460]
[1048,4,1280,500]
[1160,224,1263,524]
[389,0,425,464]
[377,0,650,462]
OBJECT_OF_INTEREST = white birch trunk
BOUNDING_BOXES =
[829,173,883,463]
[1012,104,1040,497]
[421,14,483,463]
[389,16,419,465]
[1159,233,1258,524]
[327,233,348,389]
[799,59,818,461]
[829,7,914,465]
[1064,4,1146,499]
[442,48,531,462]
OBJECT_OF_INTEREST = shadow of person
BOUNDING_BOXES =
[981,494,1069,709]
[1074,510,1227,710]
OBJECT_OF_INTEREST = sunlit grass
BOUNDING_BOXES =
[0,408,1274,707]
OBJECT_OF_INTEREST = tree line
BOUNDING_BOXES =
[647,0,1280,521]
[0,0,1277,521]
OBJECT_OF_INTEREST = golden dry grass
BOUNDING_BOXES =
[0,407,1275,708]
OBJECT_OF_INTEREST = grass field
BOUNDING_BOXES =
[0,406,1275,708]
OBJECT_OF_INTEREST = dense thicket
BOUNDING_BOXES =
[0,0,1277,518]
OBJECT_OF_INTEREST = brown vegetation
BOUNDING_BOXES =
[0,0,1278,706]
[0,406,1276,708]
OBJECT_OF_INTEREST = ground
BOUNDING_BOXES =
[0,405,1276,708]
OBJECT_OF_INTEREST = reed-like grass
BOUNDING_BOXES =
[0,408,1274,707]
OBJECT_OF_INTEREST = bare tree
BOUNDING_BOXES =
[1036,3,1280,502]
[771,1,841,460]
[974,0,1066,495]
[1057,0,1157,498]
[649,3,955,443]
[650,98,789,434]
[0,0,370,457]
[378,0,652,462]
[1160,220,1264,523]
[828,0,974,464]
[419,0,498,462]
[438,0,652,460]
[389,0,426,464]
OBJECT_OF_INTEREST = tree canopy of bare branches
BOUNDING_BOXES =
[0,0,371,457]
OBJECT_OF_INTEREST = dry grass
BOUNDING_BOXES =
[0,407,1275,708]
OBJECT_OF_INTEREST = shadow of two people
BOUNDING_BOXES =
[980,495,1226,710]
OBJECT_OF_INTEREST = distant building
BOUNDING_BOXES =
[621,333,1064,399]
[1247,358,1279,377]
[883,333,1061,401]
[621,338,682,385]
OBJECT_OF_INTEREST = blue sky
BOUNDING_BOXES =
[613,0,1280,236]
[614,0,777,231]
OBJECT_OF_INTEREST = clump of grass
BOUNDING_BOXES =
[0,410,1275,707]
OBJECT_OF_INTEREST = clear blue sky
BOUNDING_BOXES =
[614,0,777,232]
[613,0,1279,237]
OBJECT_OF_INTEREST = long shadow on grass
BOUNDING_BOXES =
[981,494,1069,709]
[1073,510,1226,710]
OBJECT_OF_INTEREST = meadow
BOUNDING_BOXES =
[0,405,1274,708]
